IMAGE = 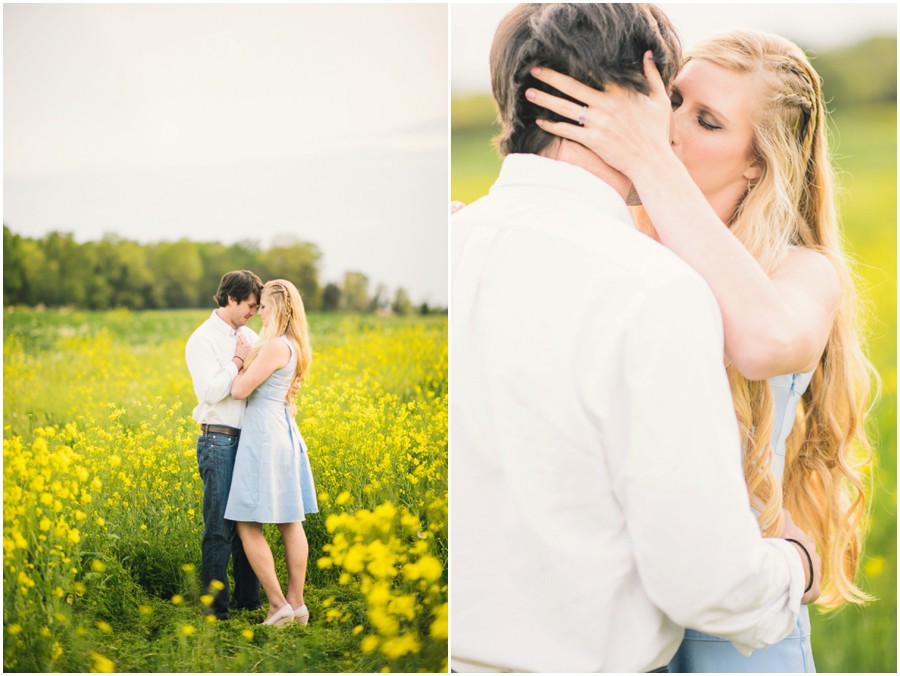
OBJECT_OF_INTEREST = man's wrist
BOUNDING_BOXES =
[785,539,813,594]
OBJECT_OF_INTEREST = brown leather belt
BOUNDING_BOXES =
[200,424,240,438]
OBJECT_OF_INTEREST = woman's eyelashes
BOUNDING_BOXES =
[670,93,722,131]
[697,116,722,131]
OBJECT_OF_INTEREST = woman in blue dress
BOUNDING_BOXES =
[225,279,317,627]
[525,29,876,671]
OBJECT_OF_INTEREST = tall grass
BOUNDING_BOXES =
[3,310,448,672]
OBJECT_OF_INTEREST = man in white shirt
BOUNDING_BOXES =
[451,4,820,672]
[185,269,263,620]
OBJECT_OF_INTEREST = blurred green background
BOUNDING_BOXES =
[452,31,897,674]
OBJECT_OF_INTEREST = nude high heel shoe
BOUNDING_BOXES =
[262,603,294,627]
[293,603,310,626]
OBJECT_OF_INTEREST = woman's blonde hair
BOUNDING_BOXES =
[676,29,877,610]
[244,279,312,414]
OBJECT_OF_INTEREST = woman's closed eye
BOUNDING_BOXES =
[671,91,722,131]
[697,115,722,131]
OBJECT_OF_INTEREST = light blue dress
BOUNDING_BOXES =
[669,370,817,673]
[225,336,318,523]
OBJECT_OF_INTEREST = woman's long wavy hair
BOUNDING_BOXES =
[243,279,312,415]
[676,30,877,610]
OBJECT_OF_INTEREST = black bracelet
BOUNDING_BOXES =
[234,356,244,364]
[785,538,814,594]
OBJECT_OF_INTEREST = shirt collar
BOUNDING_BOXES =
[491,153,633,227]
[210,309,239,337]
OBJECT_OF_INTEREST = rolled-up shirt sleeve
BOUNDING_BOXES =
[603,275,804,654]
[185,333,238,406]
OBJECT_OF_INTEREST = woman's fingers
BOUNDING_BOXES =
[525,87,588,125]
[530,66,604,104]
[533,117,587,145]
[642,51,669,103]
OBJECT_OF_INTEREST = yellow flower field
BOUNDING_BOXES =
[3,309,447,673]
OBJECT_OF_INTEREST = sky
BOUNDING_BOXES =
[451,3,898,95]
[4,3,449,306]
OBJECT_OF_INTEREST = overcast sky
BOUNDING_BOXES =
[5,3,897,308]
[451,3,898,95]
[4,3,449,306]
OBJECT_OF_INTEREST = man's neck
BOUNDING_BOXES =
[215,307,239,331]
[538,139,631,200]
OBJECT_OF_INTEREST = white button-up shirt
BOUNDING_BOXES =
[185,310,258,429]
[450,154,804,673]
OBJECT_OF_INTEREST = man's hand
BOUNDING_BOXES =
[234,334,251,365]
[780,509,821,605]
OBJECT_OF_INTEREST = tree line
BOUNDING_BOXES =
[3,226,436,315]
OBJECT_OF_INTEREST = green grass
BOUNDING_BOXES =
[451,97,897,673]
[4,309,448,672]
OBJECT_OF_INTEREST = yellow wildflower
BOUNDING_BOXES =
[429,602,448,640]
[90,652,115,673]
[361,635,379,654]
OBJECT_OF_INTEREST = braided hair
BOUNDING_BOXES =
[687,30,876,610]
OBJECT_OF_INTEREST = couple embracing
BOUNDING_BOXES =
[185,271,317,628]
[452,3,873,673]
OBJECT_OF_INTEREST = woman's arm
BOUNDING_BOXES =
[635,152,838,379]
[231,339,291,400]
[527,56,839,379]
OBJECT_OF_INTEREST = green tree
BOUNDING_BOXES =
[108,237,157,309]
[197,240,265,306]
[392,287,413,316]
[342,271,370,313]
[149,240,203,308]
[18,237,49,306]
[370,283,389,313]
[322,282,342,312]
[260,236,323,310]
[3,225,26,305]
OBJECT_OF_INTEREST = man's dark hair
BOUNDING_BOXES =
[214,270,263,307]
[490,3,682,156]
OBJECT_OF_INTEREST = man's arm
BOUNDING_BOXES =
[185,333,241,405]
[600,274,807,654]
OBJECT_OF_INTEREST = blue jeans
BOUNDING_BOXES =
[196,431,260,616]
